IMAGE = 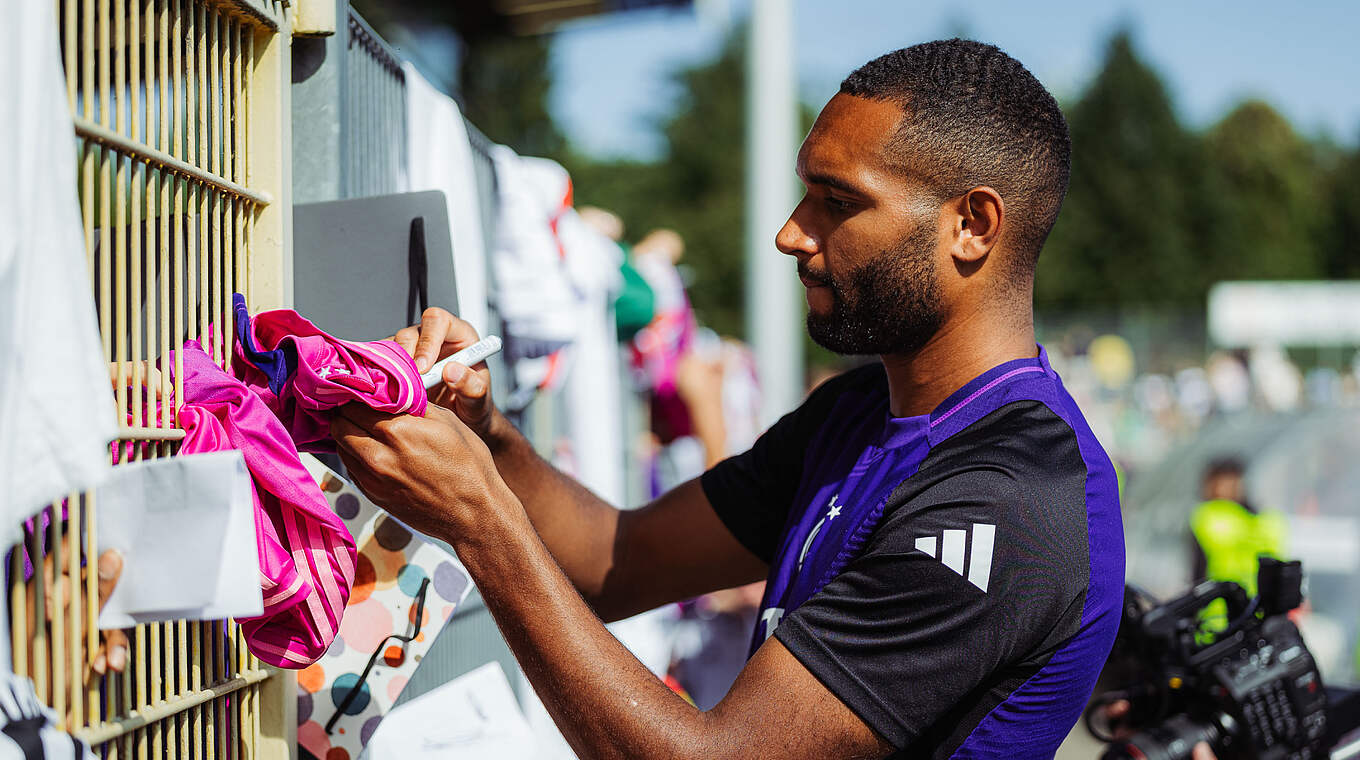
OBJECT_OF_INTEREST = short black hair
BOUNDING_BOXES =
[840,39,1071,279]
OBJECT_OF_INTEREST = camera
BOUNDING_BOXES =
[1089,558,1329,760]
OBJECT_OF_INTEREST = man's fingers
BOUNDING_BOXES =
[95,550,123,612]
[413,309,453,373]
[392,325,420,357]
[92,550,128,676]
[442,362,488,400]
[105,630,128,673]
[333,402,398,434]
[1192,742,1217,760]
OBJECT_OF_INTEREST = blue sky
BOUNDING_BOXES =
[549,0,1360,160]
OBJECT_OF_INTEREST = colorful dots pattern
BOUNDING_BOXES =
[303,477,473,758]
[330,673,371,715]
[335,493,360,519]
[396,563,427,597]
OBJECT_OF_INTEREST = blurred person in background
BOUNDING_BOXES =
[333,39,1124,759]
[1190,457,1286,593]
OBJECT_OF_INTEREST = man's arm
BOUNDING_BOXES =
[332,404,894,760]
[393,307,766,620]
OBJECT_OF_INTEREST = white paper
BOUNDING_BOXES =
[360,663,538,760]
[97,451,263,628]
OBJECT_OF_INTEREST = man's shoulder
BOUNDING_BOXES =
[877,398,1102,611]
[918,398,1090,496]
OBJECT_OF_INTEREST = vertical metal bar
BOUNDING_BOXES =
[30,522,49,704]
[202,624,215,756]
[81,0,96,281]
[151,622,163,760]
[9,546,25,681]
[100,0,113,364]
[130,0,139,142]
[209,7,222,367]
[115,0,130,430]
[172,0,185,422]
[134,624,148,759]
[120,636,133,756]
[84,493,99,727]
[130,0,144,433]
[64,0,77,109]
[191,620,202,755]
[176,620,188,757]
[197,2,209,355]
[223,17,236,370]
[242,26,252,308]
[159,0,172,429]
[67,495,84,730]
[51,503,66,726]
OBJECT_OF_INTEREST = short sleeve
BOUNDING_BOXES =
[701,365,883,564]
[773,459,1091,751]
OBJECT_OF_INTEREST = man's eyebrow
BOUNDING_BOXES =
[800,170,867,197]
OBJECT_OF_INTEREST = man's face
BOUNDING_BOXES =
[777,94,946,356]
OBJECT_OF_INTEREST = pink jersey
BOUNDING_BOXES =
[176,341,357,668]
[231,294,427,450]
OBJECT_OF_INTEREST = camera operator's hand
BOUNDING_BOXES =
[389,308,498,442]
[1101,701,1218,760]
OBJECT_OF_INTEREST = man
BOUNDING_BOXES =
[1190,457,1285,593]
[332,39,1124,759]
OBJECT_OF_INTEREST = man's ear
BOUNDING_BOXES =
[950,186,1004,264]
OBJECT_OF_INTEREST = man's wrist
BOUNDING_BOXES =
[484,408,519,456]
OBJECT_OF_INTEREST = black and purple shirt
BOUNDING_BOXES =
[701,348,1124,759]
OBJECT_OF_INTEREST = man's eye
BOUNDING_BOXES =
[824,196,854,213]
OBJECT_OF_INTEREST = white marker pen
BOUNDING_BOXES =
[420,335,503,389]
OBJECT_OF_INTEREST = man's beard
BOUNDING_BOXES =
[804,224,944,356]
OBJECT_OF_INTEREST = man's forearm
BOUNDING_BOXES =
[483,408,624,603]
[450,490,729,760]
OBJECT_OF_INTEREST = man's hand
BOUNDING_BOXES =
[28,543,127,683]
[1101,701,1218,760]
[91,550,128,677]
[390,308,496,440]
[330,403,517,542]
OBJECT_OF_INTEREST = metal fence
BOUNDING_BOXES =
[343,10,406,198]
[11,0,296,756]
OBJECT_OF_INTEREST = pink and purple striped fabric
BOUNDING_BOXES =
[176,341,358,668]
[168,296,428,668]
[231,293,427,450]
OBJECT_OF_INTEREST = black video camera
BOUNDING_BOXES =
[1088,558,1329,760]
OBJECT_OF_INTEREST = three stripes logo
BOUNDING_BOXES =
[913,523,996,593]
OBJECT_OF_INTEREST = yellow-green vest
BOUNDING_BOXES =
[1190,499,1287,595]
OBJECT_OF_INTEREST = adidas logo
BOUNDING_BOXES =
[914,523,995,593]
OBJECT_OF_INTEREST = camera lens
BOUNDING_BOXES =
[1101,715,1222,760]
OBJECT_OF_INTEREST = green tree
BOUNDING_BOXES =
[459,35,566,158]
[1204,100,1327,280]
[567,32,750,337]
[1039,30,1218,309]
[1323,140,1360,279]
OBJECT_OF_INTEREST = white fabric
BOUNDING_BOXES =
[0,672,93,760]
[489,147,585,351]
[403,64,491,335]
[0,2,115,545]
[556,207,625,506]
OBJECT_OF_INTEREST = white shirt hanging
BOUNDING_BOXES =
[0,2,116,543]
[404,64,491,336]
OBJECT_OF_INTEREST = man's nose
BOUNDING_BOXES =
[775,201,817,258]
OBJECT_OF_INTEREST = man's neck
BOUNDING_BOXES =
[879,309,1037,418]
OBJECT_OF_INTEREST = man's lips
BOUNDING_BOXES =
[798,271,829,289]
